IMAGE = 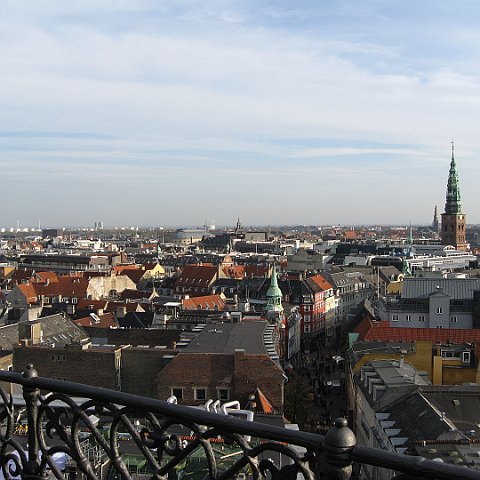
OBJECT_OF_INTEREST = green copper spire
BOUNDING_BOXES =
[266,265,282,302]
[444,141,462,214]
[264,263,284,319]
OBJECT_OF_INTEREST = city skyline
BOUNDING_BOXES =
[2,1,480,226]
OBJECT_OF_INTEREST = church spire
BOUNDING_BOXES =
[432,205,439,233]
[444,140,462,214]
[263,263,284,322]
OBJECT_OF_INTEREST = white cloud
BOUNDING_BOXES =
[1,1,480,225]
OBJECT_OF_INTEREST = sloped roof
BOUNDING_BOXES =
[383,390,450,443]
[175,265,218,287]
[33,276,89,298]
[361,320,480,345]
[119,289,152,300]
[423,387,480,435]
[33,271,59,283]
[254,387,274,414]
[105,301,144,313]
[244,265,269,278]
[308,274,333,292]
[76,299,108,311]
[122,269,146,284]
[183,295,226,311]
[222,266,245,279]
[402,278,480,299]
[17,283,38,304]
[74,312,119,329]
[0,313,89,351]
[118,312,153,328]
[112,264,140,274]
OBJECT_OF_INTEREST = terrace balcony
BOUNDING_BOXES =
[0,365,476,480]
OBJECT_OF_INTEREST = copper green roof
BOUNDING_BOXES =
[444,143,462,214]
[266,267,282,299]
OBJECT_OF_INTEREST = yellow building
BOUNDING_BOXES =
[351,340,478,385]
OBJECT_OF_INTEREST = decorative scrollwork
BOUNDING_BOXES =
[0,370,339,480]
[0,390,321,480]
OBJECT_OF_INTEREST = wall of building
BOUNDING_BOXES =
[121,348,176,398]
[13,344,121,390]
[87,274,136,299]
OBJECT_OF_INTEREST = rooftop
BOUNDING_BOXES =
[184,320,269,354]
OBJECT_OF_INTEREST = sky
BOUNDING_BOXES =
[2,0,480,228]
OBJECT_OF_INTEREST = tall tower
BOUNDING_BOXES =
[441,142,468,250]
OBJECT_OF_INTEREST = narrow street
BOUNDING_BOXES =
[285,340,347,434]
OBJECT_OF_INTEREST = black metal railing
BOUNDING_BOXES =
[0,365,476,480]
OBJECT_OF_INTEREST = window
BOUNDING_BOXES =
[405,315,411,322]
[304,305,310,312]
[304,314,311,322]
[419,315,425,322]
[441,350,460,359]
[171,388,184,400]
[392,314,399,322]
[462,351,471,363]
[436,325,443,329]
[217,388,230,401]
[194,388,206,401]
[450,316,457,323]
[304,324,311,333]
[436,307,443,314]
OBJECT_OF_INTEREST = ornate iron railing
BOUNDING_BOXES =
[0,365,476,480]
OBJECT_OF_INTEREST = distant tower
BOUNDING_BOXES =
[407,221,413,245]
[441,142,468,251]
[432,205,439,234]
[234,217,242,234]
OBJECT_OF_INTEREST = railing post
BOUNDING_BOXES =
[22,365,44,480]
[324,417,356,480]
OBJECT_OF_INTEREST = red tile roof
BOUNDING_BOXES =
[222,266,245,279]
[309,274,333,291]
[74,312,119,328]
[76,299,108,311]
[182,295,226,311]
[17,283,38,304]
[113,265,141,274]
[175,265,218,287]
[360,320,480,344]
[254,387,274,414]
[244,265,269,278]
[33,271,59,283]
[35,276,89,298]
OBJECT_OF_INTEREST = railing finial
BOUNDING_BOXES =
[23,364,38,379]
[324,417,356,480]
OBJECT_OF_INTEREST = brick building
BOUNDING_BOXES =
[157,350,285,411]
